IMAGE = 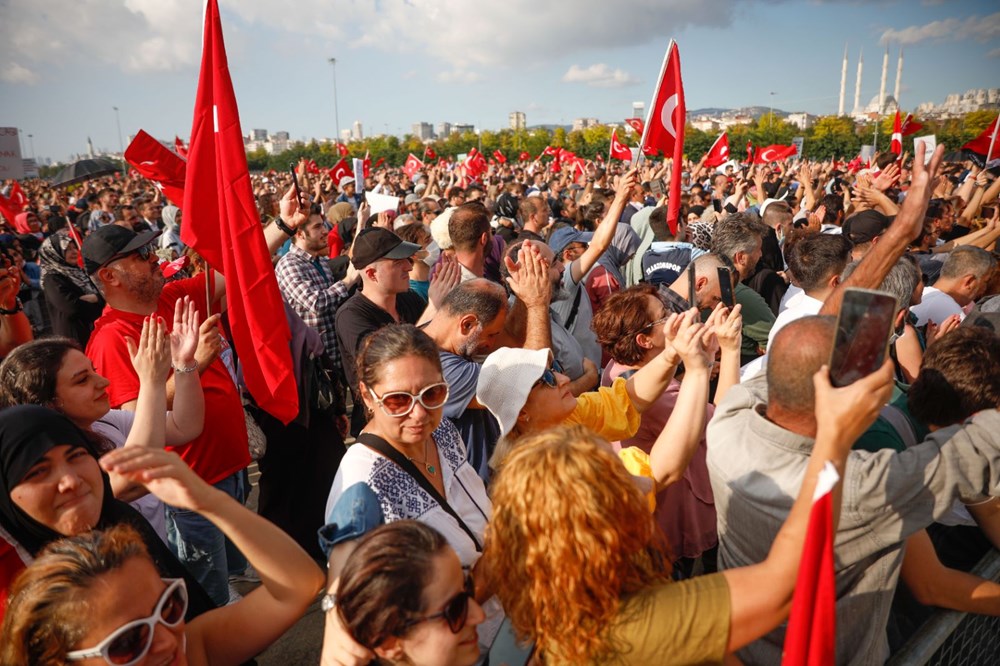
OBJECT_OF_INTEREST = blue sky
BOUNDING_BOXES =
[2,0,998,163]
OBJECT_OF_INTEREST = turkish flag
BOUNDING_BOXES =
[403,153,425,179]
[890,111,903,157]
[962,114,1000,165]
[424,146,437,160]
[306,159,321,175]
[337,143,349,157]
[703,131,730,168]
[493,149,507,164]
[549,157,561,174]
[125,130,188,207]
[900,114,923,137]
[847,156,863,173]
[64,221,86,268]
[363,150,371,178]
[0,192,21,228]
[541,145,558,158]
[609,129,632,161]
[638,40,685,234]
[754,144,798,164]
[465,149,487,177]
[8,181,28,210]
[181,0,298,424]
[375,157,385,168]
[625,117,645,134]
[557,148,576,162]
[329,158,352,183]
[782,463,840,666]
[518,151,530,162]
[174,136,188,158]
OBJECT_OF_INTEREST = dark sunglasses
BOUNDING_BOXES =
[532,358,564,389]
[405,573,475,634]
[66,578,187,665]
[104,243,154,268]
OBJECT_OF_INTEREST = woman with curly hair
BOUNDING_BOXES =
[484,357,894,664]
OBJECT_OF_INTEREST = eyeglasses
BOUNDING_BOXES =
[640,314,671,332]
[104,243,154,268]
[66,578,188,665]
[532,358,564,389]
[367,382,449,417]
[405,573,475,634]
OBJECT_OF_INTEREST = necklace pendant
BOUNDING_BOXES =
[426,464,436,475]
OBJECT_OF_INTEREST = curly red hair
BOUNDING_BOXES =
[483,425,671,663]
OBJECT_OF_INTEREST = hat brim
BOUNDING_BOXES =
[381,240,421,260]
[117,228,163,256]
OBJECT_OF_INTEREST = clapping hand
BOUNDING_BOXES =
[170,296,200,371]
[127,316,171,386]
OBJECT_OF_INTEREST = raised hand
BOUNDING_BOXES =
[873,162,900,191]
[100,447,214,512]
[667,308,711,372]
[194,313,223,372]
[279,185,308,232]
[505,240,551,308]
[170,296,200,370]
[127,316,171,386]
[710,303,743,355]
[428,253,461,309]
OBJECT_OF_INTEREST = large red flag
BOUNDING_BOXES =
[900,114,923,137]
[703,131,730,168]
[125,130,187,207]
[424,146,437,160]
[890,111,902,157]
[0,192,20,226]
[329,158,352,183]
[609,129,632,161]
[403,153,425,179]
[624,117,645,134]
[754,144,798,164]
[639,40,685,234]
[8,182,28,211]
[362,150,371,178]
[174,136,188,158]
[782,463,840,666]
[493,149,507,164]
[962,114,1000,165]
[518,151,530,162]
[181,0,298,424]
[541,145,558,158]
[337,143,349,157]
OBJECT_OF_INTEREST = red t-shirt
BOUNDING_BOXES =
[86,274,250,485]
[0,531,29,625]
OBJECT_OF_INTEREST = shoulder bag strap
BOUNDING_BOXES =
[357,432,483,552]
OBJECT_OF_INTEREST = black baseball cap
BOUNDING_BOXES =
[351,228,420,270]
[842,210,892,245]
[82,225,162,274]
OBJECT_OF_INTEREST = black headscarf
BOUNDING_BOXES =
[0,405,215,619]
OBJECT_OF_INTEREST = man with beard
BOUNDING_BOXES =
[275,206,360,374]
[83,200,303,606]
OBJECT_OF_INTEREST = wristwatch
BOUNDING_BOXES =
[321,593,337,613]
[275,217,296,236]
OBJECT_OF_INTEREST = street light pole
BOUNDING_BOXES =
[112,106,124,155]
[27,134,34,159]
[328,58,341,143]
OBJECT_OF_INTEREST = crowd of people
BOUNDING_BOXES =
[0,137,998,665]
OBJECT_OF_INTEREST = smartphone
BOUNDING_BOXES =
[687,263,698,310]
[649,178,665,196]
[982,206,996,219]
[717,267,734,309]
[828,288,898,387]
[289,163,303,202]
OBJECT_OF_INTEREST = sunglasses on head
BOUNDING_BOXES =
[532,358,564,389]
[66,578,187,665]
[405,573,475,634]
[368,382,450,417]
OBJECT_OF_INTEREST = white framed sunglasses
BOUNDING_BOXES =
[367,382,450,417]
[66,577,188,665]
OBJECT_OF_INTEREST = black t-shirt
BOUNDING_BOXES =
[335,290,427,390]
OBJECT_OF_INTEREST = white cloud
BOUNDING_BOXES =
[436,70,482,85]
[880,11,1000,45]
[0,0,745,82]
[562,63,639,88]
[989,47,1000,58]
[1,62,39,85]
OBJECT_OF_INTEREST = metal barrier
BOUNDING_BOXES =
[887,549,1000,665]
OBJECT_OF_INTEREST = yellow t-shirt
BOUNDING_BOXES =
[548,574,732,665]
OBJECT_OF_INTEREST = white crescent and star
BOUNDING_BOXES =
[760,148,777,162]
[660,94,679,138]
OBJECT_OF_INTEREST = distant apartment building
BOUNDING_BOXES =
[509,111,526,131]
[412,122,434,140]
[572,117,600,132]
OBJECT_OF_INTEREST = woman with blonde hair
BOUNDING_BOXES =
[484,358,894,664]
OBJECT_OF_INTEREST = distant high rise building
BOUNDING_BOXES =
[351,121,364,141]
[436,122,452,138]
[87,136,95,159]
[572,117,600,132]
[340,129,352,142]
[412,122,434,140]
[452,123,475,135]
[632,101,645,119]
[272,131,289,141]
[509,111,526,131]
[251,128,267,141]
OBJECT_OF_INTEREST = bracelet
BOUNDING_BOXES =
[0,298,23,315]
[172,362,199,374]
[274,217,296,236]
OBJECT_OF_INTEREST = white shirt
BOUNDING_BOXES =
[910,286,964,327]
[742,292,823,382]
